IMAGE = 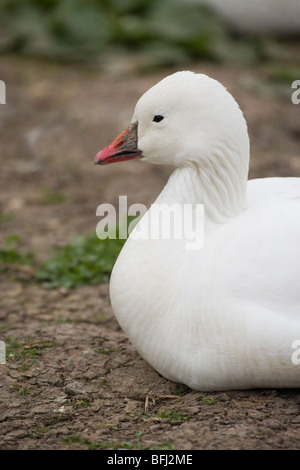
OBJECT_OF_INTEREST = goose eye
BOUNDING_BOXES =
[153,115,164,123]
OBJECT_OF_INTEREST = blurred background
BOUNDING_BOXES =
[0,0,300,282]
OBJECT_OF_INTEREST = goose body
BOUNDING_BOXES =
[95,71,300,391]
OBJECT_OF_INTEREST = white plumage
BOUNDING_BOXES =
[96,71,300,391]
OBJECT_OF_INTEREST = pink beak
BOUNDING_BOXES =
[94,121,143,165]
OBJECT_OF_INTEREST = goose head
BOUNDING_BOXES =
[95,71,250,221]
[95,71,249,172]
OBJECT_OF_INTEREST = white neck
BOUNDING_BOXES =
[156,147,249,225]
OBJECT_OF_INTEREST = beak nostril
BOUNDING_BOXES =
[94,120,142,165]
[115,140,124,149]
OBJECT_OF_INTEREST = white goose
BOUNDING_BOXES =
[95,71,300,391]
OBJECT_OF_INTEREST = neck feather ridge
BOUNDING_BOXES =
[156,148,248,224]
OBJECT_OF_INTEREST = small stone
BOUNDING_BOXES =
[64,381,88,396]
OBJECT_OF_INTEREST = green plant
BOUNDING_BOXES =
[12,384,32,396]
[157,410,191,423]
[35,215,135,288]
[175,387,187,397]
[202,397,218,405]
[143,409,191,424]
[0,0,263,66]
[6,338,57,367]
[0,235,35,270]
[63,432,173,450]
[95,348,119,355]
[35,232,125,288]
[71,399,91,409]
[63,435,134,450]
[0,212,14,223]
[42,188,67,205]
[34,425,51,437]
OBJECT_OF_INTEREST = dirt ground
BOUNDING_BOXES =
[0,54,300,450]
